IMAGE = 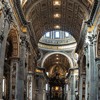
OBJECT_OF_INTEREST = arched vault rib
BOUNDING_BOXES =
[41,52,73,69]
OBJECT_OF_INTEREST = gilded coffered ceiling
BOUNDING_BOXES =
[21,0,94,42]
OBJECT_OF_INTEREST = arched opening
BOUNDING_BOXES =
[3,27,19,100]
[41,53,72,100]
[37,29,76,99]
[41,52,73,68]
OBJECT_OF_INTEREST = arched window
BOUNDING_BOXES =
[45,32,50,38]
[65,32,69,37]
[55,31,60,38]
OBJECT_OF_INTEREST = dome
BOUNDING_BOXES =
[38,30,77,51]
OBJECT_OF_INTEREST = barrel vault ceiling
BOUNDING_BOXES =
[22,0,94,43]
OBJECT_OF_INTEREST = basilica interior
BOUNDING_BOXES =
[0,0,100,100]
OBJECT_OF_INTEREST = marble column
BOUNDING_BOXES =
[88,42,97,100]
[84,46,89,100]
[79,74,86,100]
[31,72,45,100]
[67,82,71,100]
[32,75,37,100]
[0,38,3,100]
[70,73,75,100]
[43,89,46,100]
[10,58,19,100]
[0,23,9,99]
[79,75,83,100]
[27,73,33,100]
[35,75,44,100]
[93,40,98,99]
[95,58,100,99]
[24,52,29,100]
[16,36,26,100]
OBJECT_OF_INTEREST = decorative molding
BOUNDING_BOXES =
[20,35,30,50]
[88,34,97,44]
[1,0,13,24]
[0,0,14,43]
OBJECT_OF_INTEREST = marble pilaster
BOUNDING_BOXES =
[43,90,46,100]
[10,58,19,100]
[16,35,27,100]
[34,74,44,100]
[88,43,97,100]
[84,46,89,100]
[95,58,100,99]
[27,73,33,100]
[70,73,75,100]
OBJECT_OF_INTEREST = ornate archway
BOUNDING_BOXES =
[3,26,19,100]
[8,26,19,58]
[41,52,73,68]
